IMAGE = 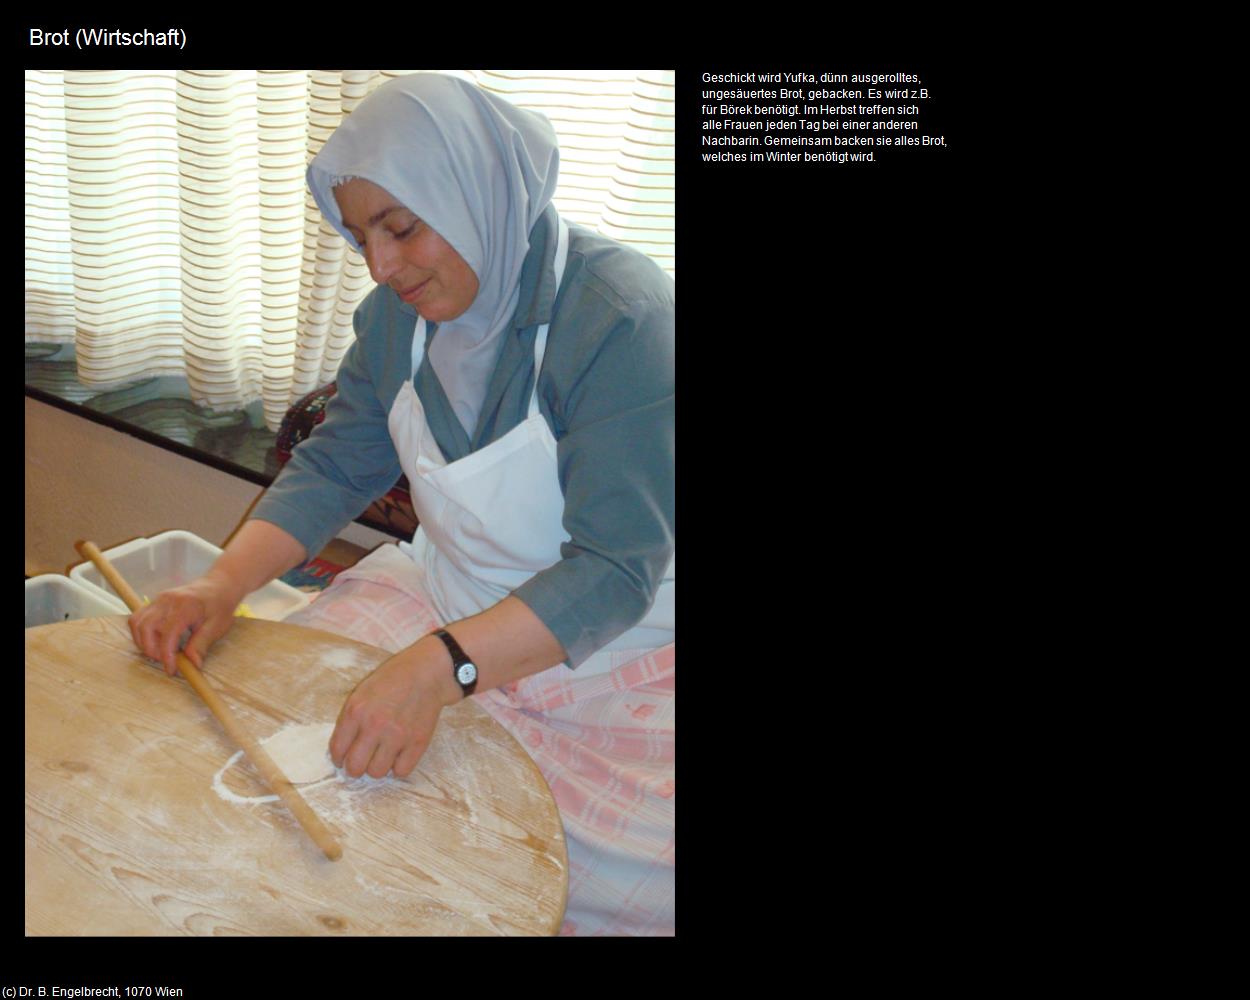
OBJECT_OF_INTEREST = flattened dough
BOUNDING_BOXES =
[260,722,336,784]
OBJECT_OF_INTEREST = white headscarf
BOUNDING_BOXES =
[307,74,560,437]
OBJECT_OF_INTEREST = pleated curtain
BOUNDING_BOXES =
[24,70,675,431]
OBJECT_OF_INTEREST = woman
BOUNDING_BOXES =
[129,74,675,936]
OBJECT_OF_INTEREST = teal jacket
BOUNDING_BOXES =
[252,207,674,667]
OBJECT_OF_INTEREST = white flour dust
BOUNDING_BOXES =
[212,750,278,804]
[210,721,398,818]
[316,646,381,675]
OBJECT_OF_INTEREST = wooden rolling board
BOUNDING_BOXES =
[25,615,568,936]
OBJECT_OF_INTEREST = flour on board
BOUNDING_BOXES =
[212,750,278,804]
[315,645,381,675]
[210,722,395,809]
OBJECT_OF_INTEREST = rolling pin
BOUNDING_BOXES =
[75,541,343,862]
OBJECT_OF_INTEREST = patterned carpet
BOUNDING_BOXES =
[278,557,344,593]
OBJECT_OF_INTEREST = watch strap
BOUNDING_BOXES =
[433,628,477,697]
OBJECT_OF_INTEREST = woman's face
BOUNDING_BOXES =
[333,178,480,323]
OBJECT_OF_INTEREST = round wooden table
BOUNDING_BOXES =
[25,616,568,935]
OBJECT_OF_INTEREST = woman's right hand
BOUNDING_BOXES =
[128,572,246,676]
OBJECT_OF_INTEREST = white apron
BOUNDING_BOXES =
[388,216,674,675]
[291,217,676,933]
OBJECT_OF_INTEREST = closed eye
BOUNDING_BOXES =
[347,217,420,249]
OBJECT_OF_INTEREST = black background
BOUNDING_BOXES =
[20,14,990,983]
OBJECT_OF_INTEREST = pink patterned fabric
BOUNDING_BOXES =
[284,561,675,936]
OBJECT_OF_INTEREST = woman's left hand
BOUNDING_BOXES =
[329,636,461,779]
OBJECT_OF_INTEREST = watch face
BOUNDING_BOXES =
[456,662,477,686]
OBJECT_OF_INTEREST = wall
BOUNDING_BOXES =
[25,396,390,577]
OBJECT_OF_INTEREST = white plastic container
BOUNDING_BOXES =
[69,530,311,622]
[26,574,128,628]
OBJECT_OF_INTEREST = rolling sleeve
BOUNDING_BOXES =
[250,313,404,561]
[510,298,675,667]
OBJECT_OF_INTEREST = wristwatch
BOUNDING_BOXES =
[432,628,477,698]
